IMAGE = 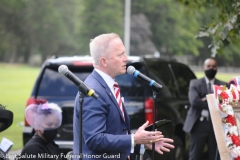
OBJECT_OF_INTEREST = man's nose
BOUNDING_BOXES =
[124,53,128,61]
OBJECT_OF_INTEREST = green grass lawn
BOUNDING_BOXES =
[195,71,240,83]
[0,63,40,150]
[0,63,239,151]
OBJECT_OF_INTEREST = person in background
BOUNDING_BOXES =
[183,58,226,160]
[20,99,62,160]
[227,76,240,88]
[73,33,174,160]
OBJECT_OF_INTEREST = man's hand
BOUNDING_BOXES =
[145,138,174,154]
[134,121,164,145]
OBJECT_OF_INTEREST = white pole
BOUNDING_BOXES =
[124,0,131,55]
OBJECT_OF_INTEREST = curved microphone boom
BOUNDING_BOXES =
[127,66,162,93]
[58,65,98,99]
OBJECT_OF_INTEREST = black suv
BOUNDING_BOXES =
[23,55,196,160]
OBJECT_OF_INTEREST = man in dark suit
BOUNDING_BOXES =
[73,33,174,160]
[183,58,226,160]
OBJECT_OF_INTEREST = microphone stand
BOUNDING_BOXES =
[152,91,158,160]
[77,83,97,160]
[78,89,85,160]
[77,81,99,159]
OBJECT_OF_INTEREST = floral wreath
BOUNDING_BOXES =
[216,80,240,160]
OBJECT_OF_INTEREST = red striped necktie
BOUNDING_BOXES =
[114,82,129,159]
[113,81,125,120]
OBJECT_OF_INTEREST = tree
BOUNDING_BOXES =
[130,13,158,56]
[77,0,124,54]
[131,0,203,57]
[0,0,26,62]
[0,0,82,63]
[20,0,81,61]
[178,0,240,57]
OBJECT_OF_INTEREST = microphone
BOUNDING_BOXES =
[127,66,162,93]
[58,65,98,99]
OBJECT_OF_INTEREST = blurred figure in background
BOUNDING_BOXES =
[183,58,226,160]
[20,99,62,160]
[227,76,240,88]
[0,104,13,160]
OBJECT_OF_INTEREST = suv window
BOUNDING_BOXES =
[117,74,145,97]
[117,64,145,98]
[170,63,196,97]
[146,62,174,97]
[38,67,91,97]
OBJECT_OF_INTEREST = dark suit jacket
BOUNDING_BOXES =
[73,70,141,160]
[183,77,226,133]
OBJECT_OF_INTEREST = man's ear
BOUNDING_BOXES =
[100,57,108,68]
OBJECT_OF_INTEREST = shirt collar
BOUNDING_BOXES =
[94,68,115,91]
[205,76,215,85]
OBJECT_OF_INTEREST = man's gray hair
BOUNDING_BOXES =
[89,33,120,65]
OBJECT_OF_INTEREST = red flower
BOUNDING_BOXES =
[235,156,240,160]
[220,91,229,100]
[231,134,240,146]
[223,115,236,126]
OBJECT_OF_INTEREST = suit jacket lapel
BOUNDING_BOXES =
[201,78,209,94]
[214,79,222,85]
[91,70,126,122]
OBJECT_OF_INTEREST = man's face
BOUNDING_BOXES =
[204,58,218,80]
[105,38,128,78]
[204,59,217,71]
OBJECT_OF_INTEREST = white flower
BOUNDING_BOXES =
[222,104,234,115]
[229,126,238,136]
[224,124,238,137]
[236,146,240,156]
[230,146,239,158]
[226,89,233,103]
[227,142,238,158]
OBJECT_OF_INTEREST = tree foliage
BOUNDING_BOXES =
[0,0,239,66]
[0,0,81,63]
[178,0,240,57]
[77,0,124,54]
[131,0,203,57]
